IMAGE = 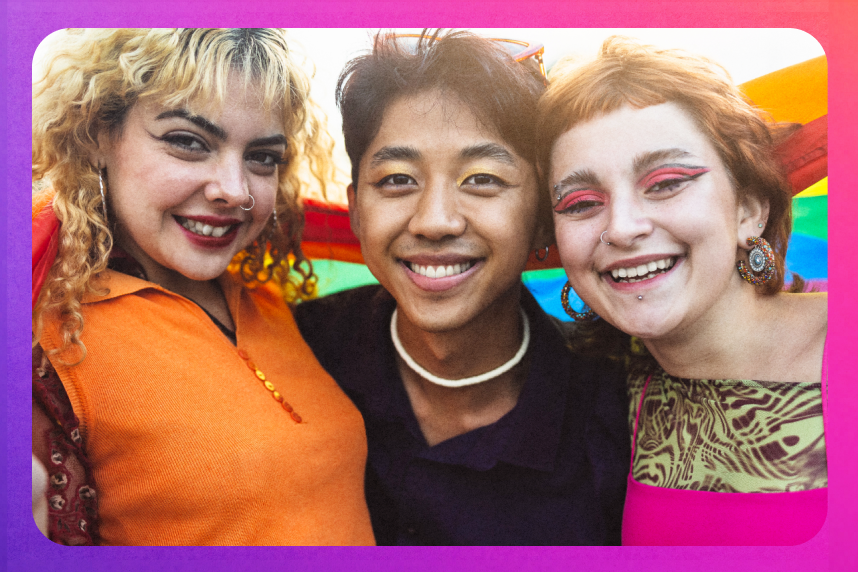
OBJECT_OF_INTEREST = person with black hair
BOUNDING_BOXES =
[294,30,629,546]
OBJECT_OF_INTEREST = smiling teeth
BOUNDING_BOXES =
[611,257,676,282]
[179,217,233,238]
[409,261,474,278]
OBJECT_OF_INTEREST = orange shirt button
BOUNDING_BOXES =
[255,370,266,381]
[264,381,276,391]
[282,402,294,412]
[246,361,256,370]
[272,391,283,402]
[291,412,302,423]
[238,349,249,360]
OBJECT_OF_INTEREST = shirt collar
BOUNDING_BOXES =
[79,268,245,318]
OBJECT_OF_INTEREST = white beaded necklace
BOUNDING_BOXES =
[389,307,531,388]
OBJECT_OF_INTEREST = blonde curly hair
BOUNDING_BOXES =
[33,28,335,356]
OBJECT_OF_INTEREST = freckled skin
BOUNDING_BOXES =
[550,103,749,341]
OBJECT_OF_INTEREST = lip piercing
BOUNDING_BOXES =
[600,231,611,245]
[638,295,643,300]
[240,194,255,211]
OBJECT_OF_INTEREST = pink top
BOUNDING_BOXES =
[622,339,828,546]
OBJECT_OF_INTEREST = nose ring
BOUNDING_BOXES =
[600,231,611,245]
[240,194,255,211]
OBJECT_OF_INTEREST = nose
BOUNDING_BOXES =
[407,179,467,240]
[603,192,654,248]
[205,154,251,209]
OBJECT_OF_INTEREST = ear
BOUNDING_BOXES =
[736,193,770,250]
[530,176,556,251]
[531,211,555,251]
[347,183,360,237]
[88,130,111,170]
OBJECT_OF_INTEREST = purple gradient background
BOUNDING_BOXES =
[5,1,855,570]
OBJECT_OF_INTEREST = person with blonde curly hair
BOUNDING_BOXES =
[32,28,374,546]
[538,37,827,545]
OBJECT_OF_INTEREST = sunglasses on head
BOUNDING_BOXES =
[387,33,547,85]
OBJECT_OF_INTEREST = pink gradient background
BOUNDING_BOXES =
[5,1,855,570]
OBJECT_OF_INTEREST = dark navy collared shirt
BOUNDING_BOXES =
[294,285,629,546]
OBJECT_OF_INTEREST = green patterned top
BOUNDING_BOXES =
[628,369,827,492]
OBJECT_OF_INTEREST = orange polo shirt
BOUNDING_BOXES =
[40,270,374,546]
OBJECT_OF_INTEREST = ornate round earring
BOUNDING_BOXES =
[535,246,549,261]
[737,236,776,285]
[561,282,597,321]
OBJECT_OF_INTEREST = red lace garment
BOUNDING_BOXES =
[33,345,99,545]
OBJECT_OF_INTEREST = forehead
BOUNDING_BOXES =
[365,91,512,160]
[144,75,285,128]
[551,102,717,174]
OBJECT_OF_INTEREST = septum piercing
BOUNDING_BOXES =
[240,194,255,211]
[600,231,611,245]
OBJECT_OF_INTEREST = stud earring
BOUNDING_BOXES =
[535,246,549,261]
[737,236,776,285]
[561,282,597,321]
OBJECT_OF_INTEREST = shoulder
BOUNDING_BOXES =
[292,285,393,369]
[293,285,390,334]
[762,292,827,381]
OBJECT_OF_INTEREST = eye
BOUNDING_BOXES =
[246,150,286,175]
[554,189,607,216]
[374,173,418,188]
[648,178,688,193]
[161,132,209,153]
[462,173,507,186]
[642,167,710,196]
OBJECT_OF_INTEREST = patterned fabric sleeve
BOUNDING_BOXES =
[33,345,99,545]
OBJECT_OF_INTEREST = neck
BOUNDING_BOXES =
[394,290,525,384]
[643,286,768,379]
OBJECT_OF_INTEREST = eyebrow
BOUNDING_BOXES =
[369,142,517,168]
[155,109,288,148]
[460,143,517,166]
[369,146,421,166]
[156,109,227,141]
[632,148,698,175]
[555,169,601,191]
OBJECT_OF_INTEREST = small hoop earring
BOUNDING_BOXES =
[561,282,597,321]
[98,168,108,222]
[535,246,549,261]
[600,231,611,245]
[737,236,776,285]
[240,194,255,211]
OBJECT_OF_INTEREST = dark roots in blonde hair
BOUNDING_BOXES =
[33,28,335,356]
[537,37,796,295]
